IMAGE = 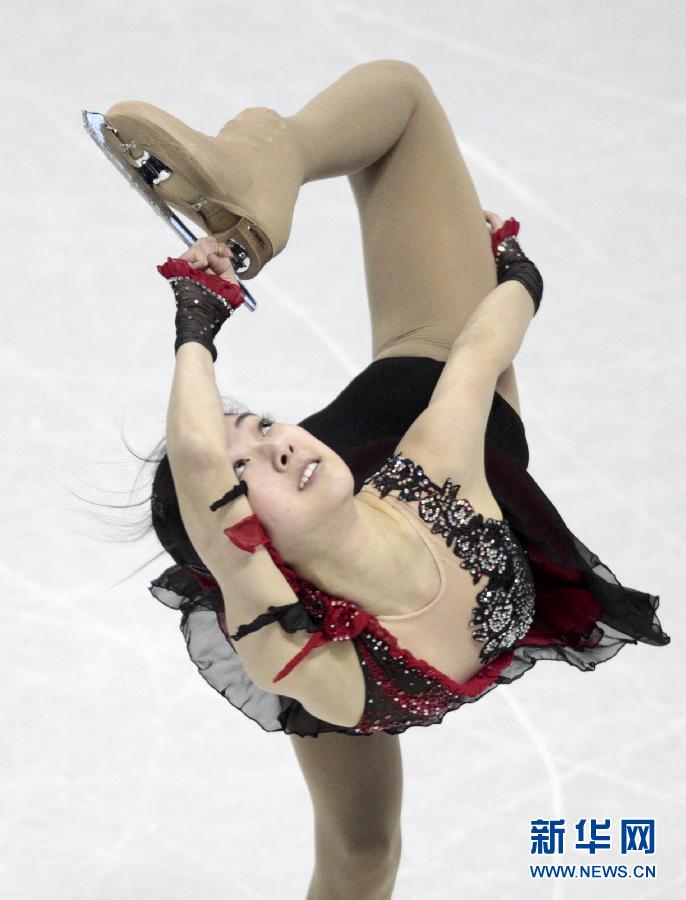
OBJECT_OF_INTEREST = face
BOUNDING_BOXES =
[224,412,355,556]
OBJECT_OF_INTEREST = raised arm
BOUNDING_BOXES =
[396,214,543,488]
[429,277,535,409]
[160,240,364,723]
[162,246,305,694]
[434,212,541,399]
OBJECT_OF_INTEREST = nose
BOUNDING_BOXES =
[271,439,295,471]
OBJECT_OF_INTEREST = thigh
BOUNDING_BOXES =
[289,730,403,854]
[348,63,497,361]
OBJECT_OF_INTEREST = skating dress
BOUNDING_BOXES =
[148,356,670,737]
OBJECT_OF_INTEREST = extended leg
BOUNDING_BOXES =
[289,730,403,900]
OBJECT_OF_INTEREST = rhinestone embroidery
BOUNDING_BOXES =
[362,453,536,665]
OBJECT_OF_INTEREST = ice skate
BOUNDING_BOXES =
[81,110,258,310]
[100,101,305,279]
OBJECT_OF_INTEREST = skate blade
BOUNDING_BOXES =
[81,110,257,312]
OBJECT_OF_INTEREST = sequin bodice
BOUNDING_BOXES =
[361,453,536,665]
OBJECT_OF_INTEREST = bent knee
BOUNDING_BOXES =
[339,826,402,861]
[316,811,402,862]
[311,836,401,900]
[357,59,433,94]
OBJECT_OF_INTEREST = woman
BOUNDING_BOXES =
[107,61,669,898]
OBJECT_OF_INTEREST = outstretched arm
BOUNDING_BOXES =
[164,240,303,690]
[162,241,363,722]
[429,279,534,410]
[394,213,542,488]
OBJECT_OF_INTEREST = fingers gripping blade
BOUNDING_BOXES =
[81,110,257,311]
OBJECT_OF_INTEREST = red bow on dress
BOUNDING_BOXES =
[225,514,372,683]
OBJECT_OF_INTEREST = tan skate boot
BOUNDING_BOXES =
[104,102,305,278]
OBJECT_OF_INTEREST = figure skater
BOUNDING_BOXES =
[104,60,669,899]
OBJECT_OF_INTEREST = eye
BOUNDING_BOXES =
[233,416,275,476]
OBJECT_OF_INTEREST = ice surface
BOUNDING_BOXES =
[1,1,683,898]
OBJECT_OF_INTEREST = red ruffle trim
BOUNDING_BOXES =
[490,217,520,257]
[157,257,245,309]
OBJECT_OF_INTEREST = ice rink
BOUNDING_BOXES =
[1,1,683,897]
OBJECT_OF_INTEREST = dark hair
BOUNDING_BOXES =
[77,395,261,586]
[151,449,208,571]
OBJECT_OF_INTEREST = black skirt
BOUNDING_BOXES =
[149,357,670,737]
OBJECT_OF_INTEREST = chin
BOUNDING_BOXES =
[326,457,355,492]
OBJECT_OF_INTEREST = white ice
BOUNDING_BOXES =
[1,1,683,898]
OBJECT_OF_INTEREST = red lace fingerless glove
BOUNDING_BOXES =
[157,257,246,362]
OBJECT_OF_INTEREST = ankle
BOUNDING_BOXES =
[282,113,316,184]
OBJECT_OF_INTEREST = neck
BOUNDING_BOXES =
[284,495,403,604]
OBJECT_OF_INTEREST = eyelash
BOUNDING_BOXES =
[233,415,275,476]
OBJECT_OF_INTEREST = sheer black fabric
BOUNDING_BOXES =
[148,356,670,737]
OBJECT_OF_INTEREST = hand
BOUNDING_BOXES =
[178,236,240,285]
[483,209,505,233]
[481,211,543,314]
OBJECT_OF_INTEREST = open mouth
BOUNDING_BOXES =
[298,459,321,490]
